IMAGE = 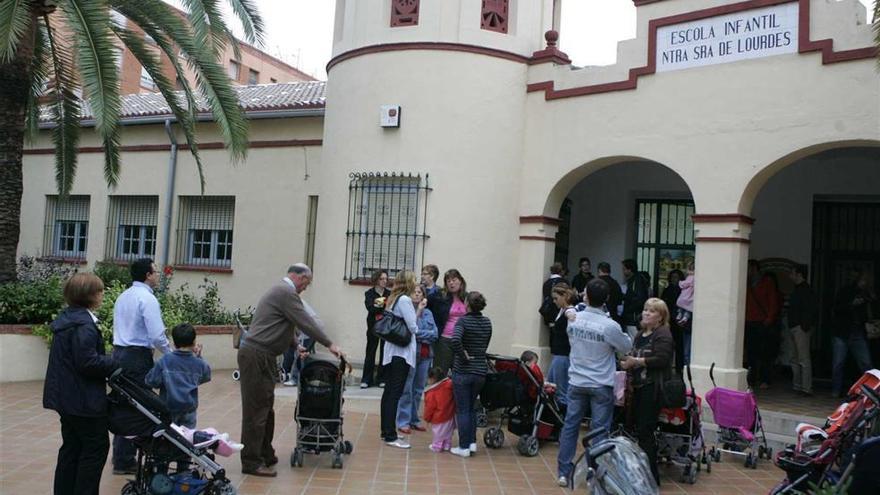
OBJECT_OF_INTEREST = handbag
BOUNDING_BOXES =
[866,321,880,340]
[659,373,687,409]
[373,299,412,347]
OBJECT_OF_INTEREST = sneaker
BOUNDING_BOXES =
[379,382,386,388]
[386,439,411,449]
[360,382,369,389]
[469,443,477,453]
[557,476,568,487]
[429,445,442,453]
[283,379,296,387]
[449,447,470,458]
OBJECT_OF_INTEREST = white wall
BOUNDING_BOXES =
[564,161,691,276]
[750,148,880,263]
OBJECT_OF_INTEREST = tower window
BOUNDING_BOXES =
[391,0,419,27]
[481,0,509,34]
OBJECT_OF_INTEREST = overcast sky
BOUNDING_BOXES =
[178,0,875,80]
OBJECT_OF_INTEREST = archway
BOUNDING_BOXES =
[744,142,880,405]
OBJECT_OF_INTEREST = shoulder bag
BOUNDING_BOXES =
[373,298,413,347]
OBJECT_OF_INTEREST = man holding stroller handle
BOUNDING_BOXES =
[111,257,172,475]
[556,278,633,487]
[238,264,345,477]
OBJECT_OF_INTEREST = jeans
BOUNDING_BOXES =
[55,415,109,495]
[547,355,570,406]
[790,326,812,394]
[683,330,692,366]
[172,411,197,429]
[557,385,614,479]
[452,372,486,449]
[832,333,873,395]
[380,357,411,441]
[397,357,432,428]
[111,346,154,470]
[361,328,385,386]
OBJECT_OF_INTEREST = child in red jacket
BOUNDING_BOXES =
[423,367,455,452]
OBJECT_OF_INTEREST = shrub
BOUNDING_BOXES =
[0,257,72,324]
[94,261,132,287]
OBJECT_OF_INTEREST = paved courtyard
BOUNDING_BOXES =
[1,373,787,495]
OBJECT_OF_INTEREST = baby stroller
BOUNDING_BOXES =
[107,369,236,495]
[705,362,770,468]
[230,311,285,383]
[770,370,880,494]
[480,354,565,457]
[655,365,709,484]
[572,429,659,495]
[290,355,353,468]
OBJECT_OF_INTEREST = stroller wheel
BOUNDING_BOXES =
[517,435,539,457]
[476,409,489,428]
[765,447,773,460]
[332,453,343,469]
[344,440,354,455]
[231,369,240,381]
[711,448,721,463]
[121,481,140,495]
[745,453,756,469]
[705,457,712,473]
[291,448,303,468]
[483,427,504,449]
[212,481,238,495]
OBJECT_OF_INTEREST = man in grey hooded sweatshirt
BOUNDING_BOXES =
[556,278,633,486]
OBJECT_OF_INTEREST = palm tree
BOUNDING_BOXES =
[0,0,264,282]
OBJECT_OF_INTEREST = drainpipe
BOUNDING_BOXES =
[161,119,178,268]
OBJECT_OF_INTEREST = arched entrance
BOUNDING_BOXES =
[743,142,880,401]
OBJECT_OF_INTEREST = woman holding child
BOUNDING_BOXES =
[380,271,419,448]
[43,273,119,495]
[619,298,675,486]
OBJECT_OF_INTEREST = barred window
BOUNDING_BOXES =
[304,195,319,268]
[176,196,235,268]
[43,195,90,260]
[106,196,159,261]
[344,173,430,281]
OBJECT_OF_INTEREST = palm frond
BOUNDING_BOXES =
[180,0,229,55]
[43,15,82,197]
[24,21,51,143]
[227,0,265,46]
[113,26,207,191]
[60,0,122,186]
[112,0,249,162]
[226,26,242,64]
[0,0,31,63]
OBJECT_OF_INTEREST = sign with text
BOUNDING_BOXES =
[655,2,799,73]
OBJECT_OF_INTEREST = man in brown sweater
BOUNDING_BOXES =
[238,263,344,477]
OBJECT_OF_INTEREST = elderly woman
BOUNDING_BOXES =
[43,273,119,495]
[619,297,675,486]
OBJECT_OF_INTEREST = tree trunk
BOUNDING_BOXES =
[0,12,38,283]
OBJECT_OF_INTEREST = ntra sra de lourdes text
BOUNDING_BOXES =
[662,14,792,64]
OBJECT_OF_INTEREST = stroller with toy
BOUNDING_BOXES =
[290,355,353,468]
[655,365,709,484]
[705,363,771,468]
[571,428,660,495]
[107,369,238,495]
[480,354,566,457]
[770,369,880,494]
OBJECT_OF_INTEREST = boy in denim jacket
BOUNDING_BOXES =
[146,323,212,428]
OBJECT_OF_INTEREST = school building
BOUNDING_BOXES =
[12,0,880,395]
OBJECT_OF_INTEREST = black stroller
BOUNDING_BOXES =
[481,354,565,457]
[290,356,353,468]
[107,369,236,495]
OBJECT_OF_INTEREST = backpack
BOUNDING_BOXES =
[539,296,557,325]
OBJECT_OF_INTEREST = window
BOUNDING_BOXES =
[481,0,510,33]
[228,60,240,81]
[43,196,90,260]
[391,0,419,27]
[247,69,259,85]
[344,173,430,281]
[106,196,159,261]
[140,66,155,90]
[635,200,695,295]
[304,196,319,267]
[176,196,235,268]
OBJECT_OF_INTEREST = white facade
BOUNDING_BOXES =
[15,0,880,394]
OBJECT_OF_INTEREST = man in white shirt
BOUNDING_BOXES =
[111,258,172,474]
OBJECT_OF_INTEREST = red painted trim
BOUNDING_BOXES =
[519,235,557,242]
[173,265,233,274]
[327,42,531,71]
[195,325,234,335]
[633,0,667,5]
[529,0,877,101]
[519,215,562,226]
[37,256,88,265]
[695,236,751,244]
[0,325,38,335]
[348,278,373,286]
[692,214,756,225]
[530,48,572,66]
[24,139,322,155]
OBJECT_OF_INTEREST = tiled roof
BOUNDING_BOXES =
[41,81,325,123]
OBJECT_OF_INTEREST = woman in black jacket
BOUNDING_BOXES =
[620,297,675,486]
[43,273,119,495]
[361,270,390,388]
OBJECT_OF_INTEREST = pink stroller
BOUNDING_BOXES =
[705,363,771,468]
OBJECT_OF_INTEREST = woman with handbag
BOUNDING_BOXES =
[362,270,391,389]
[619,297,675,486]
[379,270,419,448]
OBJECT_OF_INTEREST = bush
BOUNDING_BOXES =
[0,257,73,324]
[94,261,132,287]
